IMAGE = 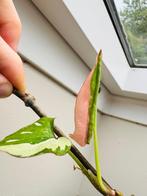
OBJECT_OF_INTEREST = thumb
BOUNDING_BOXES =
[0,36,25,94]
[0,74,13,98]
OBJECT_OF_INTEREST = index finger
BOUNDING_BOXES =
[0,0,21,50]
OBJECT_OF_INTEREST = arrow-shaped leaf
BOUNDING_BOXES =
[0,117,71,157]
[70,51,101,146]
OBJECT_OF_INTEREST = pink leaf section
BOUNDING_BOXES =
[70,66,95,146]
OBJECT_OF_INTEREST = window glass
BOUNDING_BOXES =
[114,0,147,65]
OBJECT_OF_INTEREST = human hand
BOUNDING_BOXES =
[0,0,25,98]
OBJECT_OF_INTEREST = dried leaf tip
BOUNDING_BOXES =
[96,49,102,66]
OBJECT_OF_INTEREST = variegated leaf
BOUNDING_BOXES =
[0,117,71,157]
[70,51,102,146]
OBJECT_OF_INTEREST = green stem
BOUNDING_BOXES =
[93,114,108,193]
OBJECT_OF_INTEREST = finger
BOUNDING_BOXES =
[0,74,13,98]
[0,36,25,92]
[0,0,21,50]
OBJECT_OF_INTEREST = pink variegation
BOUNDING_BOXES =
[70,51,102,146]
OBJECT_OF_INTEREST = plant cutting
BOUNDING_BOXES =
[0,51,123,196]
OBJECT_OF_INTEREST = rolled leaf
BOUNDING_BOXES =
[70,51,102,146]
[0,117,71,157]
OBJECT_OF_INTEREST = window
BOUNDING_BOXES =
[103,0,147,67]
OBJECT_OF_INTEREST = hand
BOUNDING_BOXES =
[0,0,25,98]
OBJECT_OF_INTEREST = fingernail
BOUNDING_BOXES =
[0,83,13,98]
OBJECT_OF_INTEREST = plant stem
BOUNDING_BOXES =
[93,116,107,193]
[13,89,121,196]
[68,151,107,195]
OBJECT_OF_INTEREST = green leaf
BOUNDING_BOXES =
[88,51,109,194]
[87,50,102,144]
[0,117,71,157]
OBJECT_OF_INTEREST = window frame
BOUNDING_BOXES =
[103,0,147,68]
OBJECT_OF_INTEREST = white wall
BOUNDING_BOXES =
[14,0,90,94]
[79,115,147,196]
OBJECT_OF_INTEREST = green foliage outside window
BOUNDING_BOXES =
[119,0,147,64]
